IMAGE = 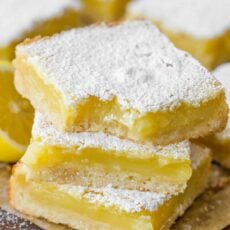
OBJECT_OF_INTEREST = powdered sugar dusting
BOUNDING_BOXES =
[85,186,167,213]
[17,21,223,113]
[0,0,81,47]
[58,184,169,213]
[128,0,230,39]
[32,113,190,159]
[213,63,230,138]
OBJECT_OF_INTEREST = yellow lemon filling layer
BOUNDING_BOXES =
[21,141,192,193]
[71,95,226,145]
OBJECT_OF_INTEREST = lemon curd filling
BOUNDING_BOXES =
[71,94,227,144]
[10,147,211,230]
[21,141,192,193]
[83,0,130,21]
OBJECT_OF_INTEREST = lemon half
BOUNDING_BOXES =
[0,60,34,162]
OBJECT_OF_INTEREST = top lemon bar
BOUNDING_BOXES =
[0,0,82,61]
[14,21,228,145]
[127,0,230,70]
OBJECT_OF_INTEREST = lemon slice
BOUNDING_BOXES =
[0,60,34,162]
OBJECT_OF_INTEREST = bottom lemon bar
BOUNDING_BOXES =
[10,144,211,230]
[22,113,193,194]
[201,63,230,168]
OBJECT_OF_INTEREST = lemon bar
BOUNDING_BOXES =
[201,63,230,169]
[19,113,193,194]
[82,0,130,22]
[14,21,228,145]
[0,0,82,61]
[127,0,230,70]
[10,144,211,230]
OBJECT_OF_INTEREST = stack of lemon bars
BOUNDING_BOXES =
[10,21,228,229]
